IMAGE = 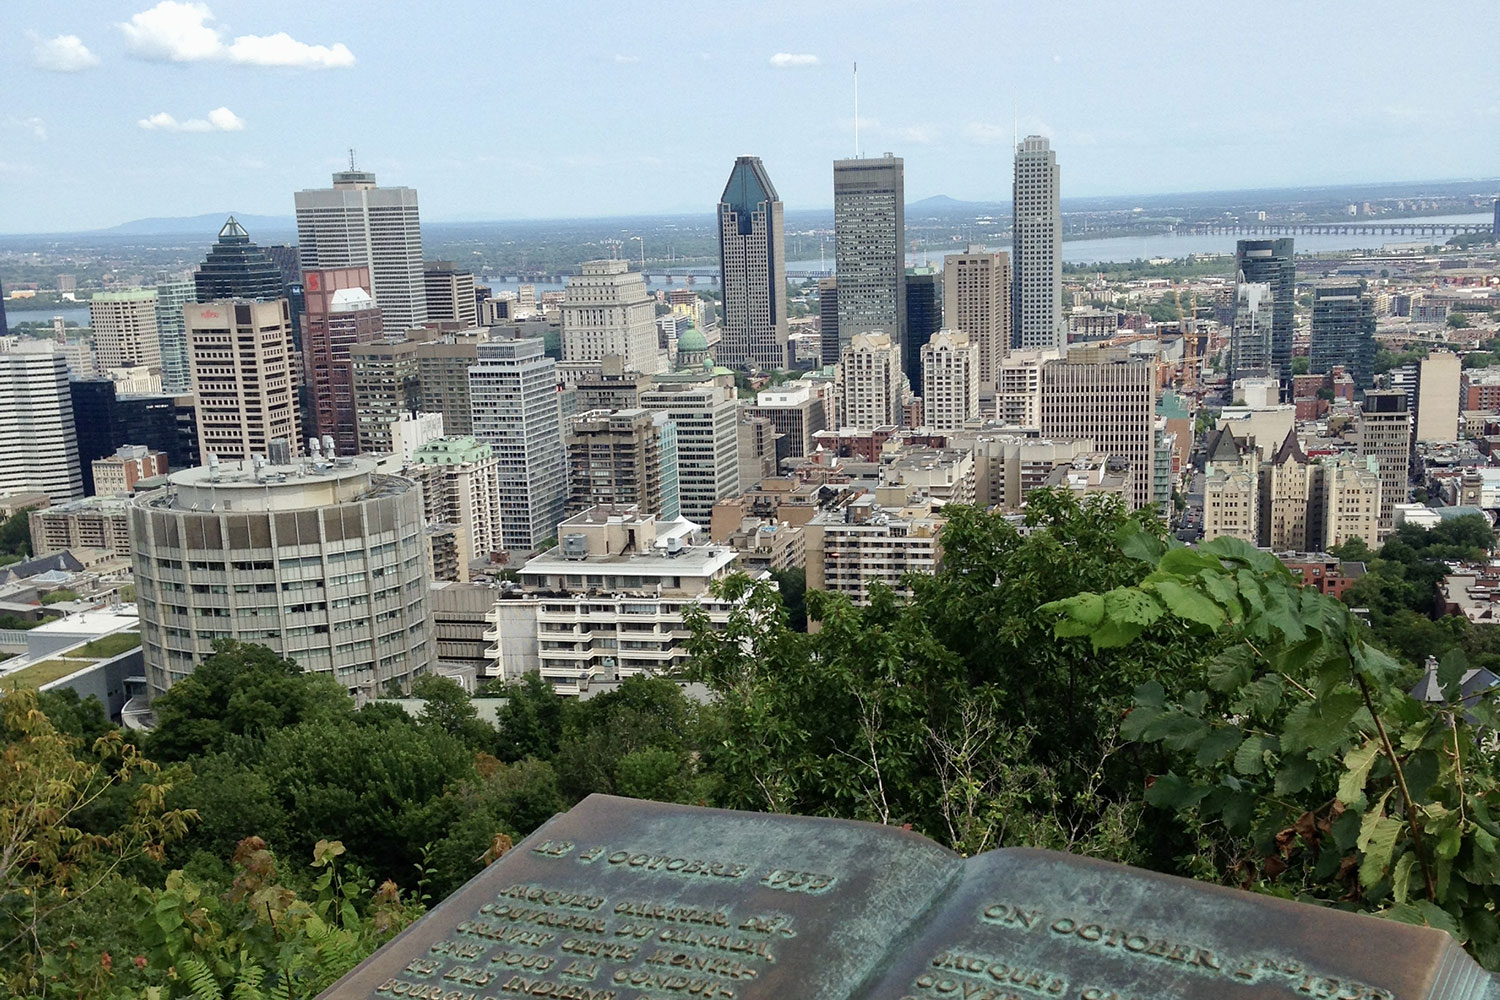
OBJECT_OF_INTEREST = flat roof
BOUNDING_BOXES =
[522,545,738,579]
[168,455,378,488]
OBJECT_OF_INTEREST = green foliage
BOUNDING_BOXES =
[0,689,195,994]
[411,673,495,751]
[148,641,353,762]
[768,566,807,632]
[0,509,33,560]
[688,492,1188,862]
[1448,312,1471,329]
[1291,356,1311,375]
[40,588,81,605]
[1041,532,1500,966]
[1375,347,1426,375]
[1340,515,1498,671]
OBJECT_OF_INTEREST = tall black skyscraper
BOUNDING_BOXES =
[194,217,284,303]
[69,379,199,493]
[265,244,305,348]
[1234,238,1295,387]
[1310,281,1377,390]
[717,156,789,370]
[904,266,941,390]
[818,277,839,367]
[0,278,8,336]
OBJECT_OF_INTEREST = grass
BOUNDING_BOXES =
[0,630,140,689]
[4,657,93,689]
[74,632,142,658]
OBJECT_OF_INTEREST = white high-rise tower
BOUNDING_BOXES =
[1012,136,1063,352]
[560,260,665,375]
[294,167,427,333]
[468,339,566,552]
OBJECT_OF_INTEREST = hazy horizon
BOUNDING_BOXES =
[5,0,1498,232]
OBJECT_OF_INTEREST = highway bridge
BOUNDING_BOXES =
[1172,220,1493,237]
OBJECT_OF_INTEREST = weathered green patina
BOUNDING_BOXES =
[320,795,1500,1000]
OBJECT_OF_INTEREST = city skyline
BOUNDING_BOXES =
[4,0,1498,233]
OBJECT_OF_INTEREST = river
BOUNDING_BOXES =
[19,212,1491,325]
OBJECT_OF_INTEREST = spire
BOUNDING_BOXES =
[218,216,250,241]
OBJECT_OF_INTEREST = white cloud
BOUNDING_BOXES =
[614,53,640,64]
[226,33,354,68]
[120,1,221,61]
[120,1,353,68]
[770,52,819,68]
[34,34,100,72]
[6,116,48,140]
[137,106,245,132]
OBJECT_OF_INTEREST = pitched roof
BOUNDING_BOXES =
[1271,426,1307,465]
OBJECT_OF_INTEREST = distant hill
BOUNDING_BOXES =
[907,195,1009,214]
[100,213,296,236]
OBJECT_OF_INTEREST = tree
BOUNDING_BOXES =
[148,641,353,762]
[488,672,568,763]
[553,676,704,804]
[1041,532,1500,967]
[254,716,477,883]
[0,690,194,992]
[687,492,1199,863]
[769,566,807,632]
[412,673,495,751]
[1448,312,1471,329]
[0,509,32,559]
[1292,357,1311,375]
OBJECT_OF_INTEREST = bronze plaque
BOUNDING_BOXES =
[318,795,1497,1000]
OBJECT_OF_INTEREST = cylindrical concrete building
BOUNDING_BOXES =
[130,455,433,700]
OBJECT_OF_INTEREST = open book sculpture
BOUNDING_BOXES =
[320,794,1497,1000]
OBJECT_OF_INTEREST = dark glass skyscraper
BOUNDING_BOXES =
[0,279,8,336]
[1234,238,1295,386]
[194,217,284,303]
[69,380,200,492]
[904,266,941,390]
[266,244,305,349]
[717,156,789,370]
[1310,281,1376,390]
[818,278,839,367]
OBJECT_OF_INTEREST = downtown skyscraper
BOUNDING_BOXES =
[1012,136,1063,352]
[294,166,427,333]
[194,217,284,303]
[468,338,566,552]
[1235,238,1295,387]
[833,154,905,362]
[717,156,789,371]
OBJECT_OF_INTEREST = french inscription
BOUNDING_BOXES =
[375,978,497,1000]
[605,851,750,879]
[499,976,616,1000]
[433,850,796,1000]
[758,868,836,893]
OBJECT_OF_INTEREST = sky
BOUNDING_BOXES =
[1,0,1497,233]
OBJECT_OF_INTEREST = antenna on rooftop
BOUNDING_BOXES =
[853,62,859,158]
[348,147,356,171]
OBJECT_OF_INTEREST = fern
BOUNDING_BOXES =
[177,956,223,1000]
[229,965,270,1000]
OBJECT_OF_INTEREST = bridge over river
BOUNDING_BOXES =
[1173,220,1492,237]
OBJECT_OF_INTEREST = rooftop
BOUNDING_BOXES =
[167,455,378,490]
